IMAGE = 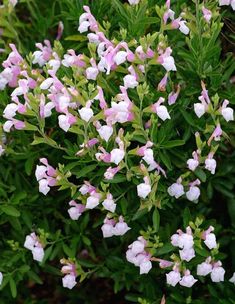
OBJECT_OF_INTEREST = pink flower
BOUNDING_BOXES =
[202,7,212,23]
[168,85,180,105]
[24,232,45,262]
[157,47,177,72]
[68,200,85,220]
[35,158,57,195]
[157,73,168,92]
[152,97,171,121]
[102,193,116,213]
[187,151,199,172]
[166,270,181,287]
[179,270,197,287]
[104,166,119,180]
[208,124,223,146]
[113,216,131,236]
[137,176,151,199]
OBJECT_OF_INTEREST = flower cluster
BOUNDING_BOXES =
[126,237,152,274]
[24,232,45,262]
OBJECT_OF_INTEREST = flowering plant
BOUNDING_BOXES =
[0,0,234,302]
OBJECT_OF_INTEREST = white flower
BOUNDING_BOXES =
[179,248,195,262]
[130,240,145,255]
[0,272,3,285]
[32,247,44,262]
[128,0,140,5]
[35,165,47,181]
[79,184,90,195]
[58,115,70,132]
[3,103,18,119]
[113,222,130,236]
[186,186,200,201]
[187,159,199,171]
[123,75,138,89]
[32,51,46,66]
[114,51,127,65]
[24,235,36,251]
[126,249,137,263]
[143,149,154,165]
[219,0,230,5]
[162,56,177,72]
[102,197,116,213]
[97,125,113,142]
[221,107,234,122]
[101,223,114,238]
[204,233,217,249]
[87,33,100,44]
[139,260,152,274]
[3,120,14,133]
[40,78,54,90]
[68,207,82,220]
[78,21,90,33]
[179,274,197,287]
[179,21,190,35]
[78,107,94,122]
[62,274,77,289]
[86,196,100,209]
[86,67,99,80]
[211,267,225,282]
[137,183,151,199]
[229,272,235,284]
[156,105,171,121]
[168,183,184,199]
[194,103,206,118]
[197,262,212,276]
[166,271,181,287]
[110,148,125,165]
[205,158,216,174]
[178,233,194,249]
[38,179,50,195]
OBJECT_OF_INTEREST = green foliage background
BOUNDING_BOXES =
[0,0,234,303]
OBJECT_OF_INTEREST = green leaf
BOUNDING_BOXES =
[194,168,207,183]
[161,140,185,148]
[73,164,98,179]
[9,278,17,298]
[1,205,20,217]
[152,208,160,232]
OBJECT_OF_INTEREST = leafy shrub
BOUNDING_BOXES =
[0,0,235,303]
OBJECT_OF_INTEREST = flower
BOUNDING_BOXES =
[128,0,140,5]
[110,148,125,165]
[123,75,138,89]
[97,125,113,142]
[152,97,171,121]
[102,193,116,213]
[168,180,184,199]
[158,47,177,72]
[211,265,225,282]
[197,260,212,276]
[179,271,197,288]
[221,99,234,122]
[62,274,77,289]
[194,103,206,118]
[179,248,195,262]
[204,233,217,249]
[24,232,45,262]
[166,270,181,287]
[137,183,151,199]
[205,157,216,175]
[68,201,85,220]
[32,247,44,262]
[187,151,199,172]
[139,259,152,274]
[229,272,235,284]
[186,184,200,202]
[113,216,131,236]
[86,193,100,209]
